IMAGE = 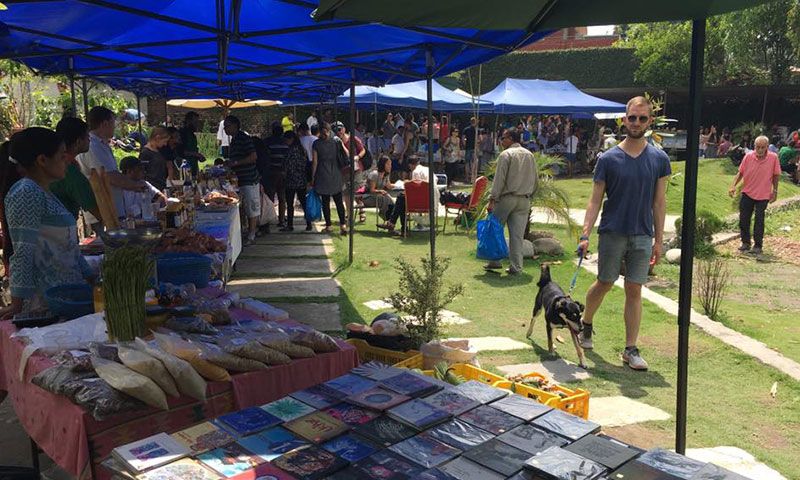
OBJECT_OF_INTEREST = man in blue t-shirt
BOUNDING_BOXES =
[576,96,671,371]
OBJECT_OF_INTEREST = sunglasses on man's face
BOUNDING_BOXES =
[626,115,650,124]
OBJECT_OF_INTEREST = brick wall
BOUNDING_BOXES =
[520,28,617,52]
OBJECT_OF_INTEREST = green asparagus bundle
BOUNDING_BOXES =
[102,245,153,341]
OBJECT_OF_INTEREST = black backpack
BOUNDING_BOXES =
[361,148,373,170]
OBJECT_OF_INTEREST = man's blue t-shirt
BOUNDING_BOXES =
[594,144,671,237]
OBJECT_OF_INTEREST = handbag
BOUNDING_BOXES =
[305,188,322,222]
[335,137,351,169]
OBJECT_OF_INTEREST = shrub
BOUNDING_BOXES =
[675,210,725,258]
[694,257,730,320]
[388,257,464,346]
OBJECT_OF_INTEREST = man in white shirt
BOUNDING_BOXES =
[299,123,318,163]
[306,112,318,129]
[564,131,580,177]
[77,106,147,223]
[119,156,167,220]
[216,118,230,157]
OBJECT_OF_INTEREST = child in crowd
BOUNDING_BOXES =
[119,156,167,220]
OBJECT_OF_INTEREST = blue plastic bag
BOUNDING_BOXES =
[305,188,322,222]
[476,214,509,261]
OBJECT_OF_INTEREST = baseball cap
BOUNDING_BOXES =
[332,121,345,132]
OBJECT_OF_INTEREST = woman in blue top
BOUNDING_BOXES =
[0,127,91,318]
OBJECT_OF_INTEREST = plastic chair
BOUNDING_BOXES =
[442,175,488,233]
[403,180,433,237]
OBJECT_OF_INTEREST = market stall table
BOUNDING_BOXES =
[0,308,357,479]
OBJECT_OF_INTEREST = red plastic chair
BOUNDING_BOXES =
[403,180,434,237]
[443,176,488,233]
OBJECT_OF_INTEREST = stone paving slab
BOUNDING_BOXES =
[497,359,591,383]
[579,258,800,381]
[228,277,340,299]
[363,299,393,310]
[439,310,471,325]
[241,244,333,258]
[271,302,342,332]
[587,396,671,427]
[253,234,333,246]
[235,258,333,277]
[686,446,786,480]
[444,336,531,352]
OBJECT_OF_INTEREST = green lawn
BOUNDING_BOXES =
[556,159,800,217]
[330,220,800,479]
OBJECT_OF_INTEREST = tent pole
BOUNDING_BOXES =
[426,48,436,264]
[373,102,378,133]
[760,87,768,125]
[676,17,706,456]
[348,70,356,265]
[68,57,77,118]
[81,78,89,119]
[334,95,338,122]
[136,94,143,137]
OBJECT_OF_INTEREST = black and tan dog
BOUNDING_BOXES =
[526,264,587,368]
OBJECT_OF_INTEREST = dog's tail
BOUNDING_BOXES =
[537,264,551,288]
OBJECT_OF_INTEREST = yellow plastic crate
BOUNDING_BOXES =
[393,353,424,369]
[493,379,591,419]
[418,363,506,385]
[345,339,419,365]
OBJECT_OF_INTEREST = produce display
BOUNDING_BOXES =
[155,226,226,254]
[203,191,238,206]
[24,285,342,421]
[102,245,152,342]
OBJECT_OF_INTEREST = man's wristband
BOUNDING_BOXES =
[579,235,589,241]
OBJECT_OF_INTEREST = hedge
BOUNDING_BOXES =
[459,47,640,93]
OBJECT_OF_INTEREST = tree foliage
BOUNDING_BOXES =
[621,2,799,87]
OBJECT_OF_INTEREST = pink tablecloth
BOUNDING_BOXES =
[0,311,357,479]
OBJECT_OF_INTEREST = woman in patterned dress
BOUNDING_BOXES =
[0,127,91,318]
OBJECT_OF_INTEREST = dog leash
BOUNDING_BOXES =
[568,251,584,295]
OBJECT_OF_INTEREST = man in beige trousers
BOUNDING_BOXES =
[486,128,537,275]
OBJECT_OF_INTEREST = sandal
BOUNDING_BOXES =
[321,226,333,234]
[358,213,367,223]
[340,226,348,235]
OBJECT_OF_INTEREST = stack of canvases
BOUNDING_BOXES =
[104,361,751,480]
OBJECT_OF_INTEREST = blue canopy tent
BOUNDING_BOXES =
[0,0,551,268]
[325,79,493,112]
[479,78,625,115]
[0,0,549,102]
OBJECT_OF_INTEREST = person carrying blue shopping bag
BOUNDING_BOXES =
[477,214,508,261]
[485,128,537,275]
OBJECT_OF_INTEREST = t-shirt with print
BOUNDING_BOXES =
[227,131,259,186]
[739,151,781,201]
[594,144,671,237]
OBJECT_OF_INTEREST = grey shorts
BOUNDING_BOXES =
[239,184,262,219]
[597,232,653,285]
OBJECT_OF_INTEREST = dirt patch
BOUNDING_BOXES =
[718,235,800,267]
[751,423,791,450]
[603,423,673,449]
[638,333,712,358]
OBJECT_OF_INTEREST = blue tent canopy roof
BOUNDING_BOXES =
[288,79,492,112]
[479,78,626,115]
[0,1,550,101]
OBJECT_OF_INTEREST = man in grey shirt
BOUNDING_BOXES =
[486,128,537,275]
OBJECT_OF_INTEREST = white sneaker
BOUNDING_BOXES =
[622,346,649,370]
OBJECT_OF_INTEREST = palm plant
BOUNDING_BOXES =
[471,152,578,238]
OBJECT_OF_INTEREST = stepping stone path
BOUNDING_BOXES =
[362,300,472,326]
[587,396,671,427]
[498,360,592,383]
[234,257,333,278]
[230,220,343,331]
[445,336,531,352]
[271,302,343,332]
[363,299,393,310]
[228,277,341,299]
[686,446,787,480]
[241,244,332,258]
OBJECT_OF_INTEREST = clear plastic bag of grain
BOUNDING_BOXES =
[195,341,268,372]
[218,337,292,365]
[91,356,169,410]
[133,337,207,401]
[256,331,316,359]
[287,328,341,353]
[117,345,180,397]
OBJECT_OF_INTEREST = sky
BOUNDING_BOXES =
[586,25,615,36]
